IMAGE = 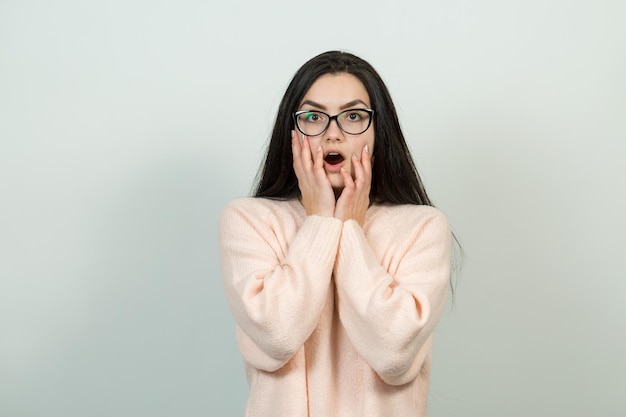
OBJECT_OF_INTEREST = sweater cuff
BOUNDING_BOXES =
[287,214,343,265]
[335,219,386,293]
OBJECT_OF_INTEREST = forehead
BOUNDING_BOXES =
[301,73,371,108]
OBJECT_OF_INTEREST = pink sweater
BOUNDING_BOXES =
[219,198,451,417]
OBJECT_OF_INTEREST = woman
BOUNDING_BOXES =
[219,51,452,417]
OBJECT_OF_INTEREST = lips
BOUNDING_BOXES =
[324,152,345,166]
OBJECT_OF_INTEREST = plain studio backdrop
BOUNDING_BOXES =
[1,1,624,416]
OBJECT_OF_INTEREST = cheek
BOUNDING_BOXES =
[367,132,375,150]
[360,135,375,155]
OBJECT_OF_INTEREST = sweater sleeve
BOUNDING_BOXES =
[219,199,343,372]
[334,207,451,386]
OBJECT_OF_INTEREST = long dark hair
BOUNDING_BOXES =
[254,50,433,206]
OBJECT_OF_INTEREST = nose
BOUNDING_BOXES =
[324,118,344,141]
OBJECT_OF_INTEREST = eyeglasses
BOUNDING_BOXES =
[293,108,374,136]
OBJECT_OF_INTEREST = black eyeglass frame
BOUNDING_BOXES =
[292,108,375,137]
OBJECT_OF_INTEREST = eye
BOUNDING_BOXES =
[344,110,366,121]
[299,111,327,124]
[304,112,321,122]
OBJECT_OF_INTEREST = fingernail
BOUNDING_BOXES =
[365,145,369,153]
[352,154,358,160]
[318,146,322,152]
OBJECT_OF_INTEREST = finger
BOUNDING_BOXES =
[351,154,366,187]
[291,130,300,161]
[300,136,313,170]
[292,130,304,175]
[312,145,325,178]
[361,145,372,179]
[335,167,354,212]
[340,167,355,194]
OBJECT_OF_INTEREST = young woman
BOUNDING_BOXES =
[219,51,452,417]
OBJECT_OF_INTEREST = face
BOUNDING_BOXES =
[296,73,375,191]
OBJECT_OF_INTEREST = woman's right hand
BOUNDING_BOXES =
[292,130,336,217]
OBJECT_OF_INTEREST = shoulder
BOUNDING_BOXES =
[219,197,308,251]
[222,197,300,218]
[367,204,448,227]
[365,204,450,241]
[220,197,305,230]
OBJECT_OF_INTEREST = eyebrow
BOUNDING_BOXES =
[300,99,369,111]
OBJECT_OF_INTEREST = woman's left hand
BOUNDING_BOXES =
[334,145,371,226]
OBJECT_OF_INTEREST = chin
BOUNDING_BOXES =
[327,174,345,190]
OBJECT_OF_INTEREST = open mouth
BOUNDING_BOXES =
[324,152,345,166]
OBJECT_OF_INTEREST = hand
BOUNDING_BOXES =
[334,145,371,226]
[291,130,336,217]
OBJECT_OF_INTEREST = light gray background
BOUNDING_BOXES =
[1,1,624,416]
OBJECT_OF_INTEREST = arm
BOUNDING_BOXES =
[334,208,451,385]
[219,199,342,371]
